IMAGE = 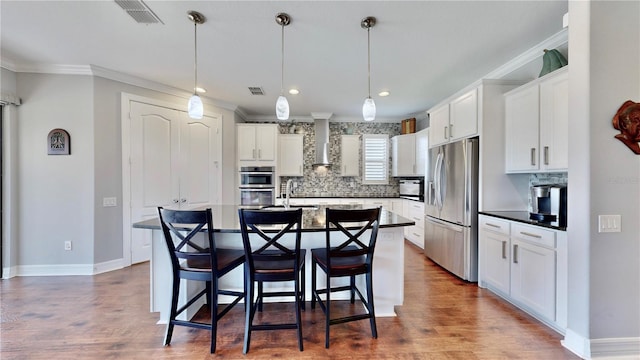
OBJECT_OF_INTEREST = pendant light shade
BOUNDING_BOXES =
[188,94,203,119]
[362,97,376,121]
[361,16,376,122]
[187,11,205,119]
[276,95,290,120]
[275,13,291,120]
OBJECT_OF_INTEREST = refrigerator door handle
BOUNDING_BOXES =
[425,216,463,233]
[434,153,443,210]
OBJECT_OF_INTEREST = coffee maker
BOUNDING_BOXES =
[529,184,567,227]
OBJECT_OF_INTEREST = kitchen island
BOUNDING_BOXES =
[133,204,414,324]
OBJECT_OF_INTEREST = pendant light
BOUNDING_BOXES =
[361,16,376,121]
[187,11,205,119]
[275,13,291,120]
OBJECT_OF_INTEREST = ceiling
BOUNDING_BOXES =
[0,1,568,122]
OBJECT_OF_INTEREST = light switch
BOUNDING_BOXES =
[103,197,117,207]
[598,215,621,233]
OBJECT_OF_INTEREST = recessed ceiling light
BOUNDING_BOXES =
[378,91,390,97]
[289,89,300,95]
[195,87,207,93]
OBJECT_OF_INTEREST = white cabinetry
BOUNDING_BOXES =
[479,214,566,332]
[391,133,415,176]
[428,88,478,147]
[505,68,568,173]
[391,128,429,177]
[237,123,278,165]
[278,134,304,176]
[403,200,425,248]
[341,135,360,177]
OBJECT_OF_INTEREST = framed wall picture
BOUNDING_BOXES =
[48,128,70,155]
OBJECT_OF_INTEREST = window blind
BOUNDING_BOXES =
[362,134,388,185]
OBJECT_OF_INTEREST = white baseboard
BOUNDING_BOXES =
[2,265,19,279]
[92,258,126,275]
[563,329,640,359]
[17,263,95,276]
[11,258,126,277]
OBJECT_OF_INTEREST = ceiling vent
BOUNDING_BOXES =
[114,0,164,24]
[248,87,265,96]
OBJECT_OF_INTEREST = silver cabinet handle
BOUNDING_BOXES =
[544,146,549,165]
[501,241,507,259]
[258,149,261,159]
[444,126,448,139]
[449,124,453,138]
[520,231,542,239]
[252,149,256,159]
[513,244,519,264]
[180,198,187,203]
[486,223,501,229]
[173,199,179,204]
[531,148,536,166]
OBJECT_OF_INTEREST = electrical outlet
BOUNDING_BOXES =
[598,215,621,233]
[64,241,72,251]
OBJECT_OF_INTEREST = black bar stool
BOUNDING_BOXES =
[157,207,245,353]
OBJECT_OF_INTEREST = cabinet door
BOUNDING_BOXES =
[237,124,257,161]
[505,85,540,172]
[341,135,360,176]
[428,104,450,147]
[414,129,429,176]
[539,69,568,171]
[479,228,510,295]
[391,134,416,176]
[255,124,277,161]
[510,238,556,321]
[449,88,478,141]
[278,134,303,176]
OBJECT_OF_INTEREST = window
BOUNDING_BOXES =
[362,134,389,185]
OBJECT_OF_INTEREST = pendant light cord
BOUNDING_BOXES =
[281,22,285,96]
[367,26,371,99]
[193,21,198,96]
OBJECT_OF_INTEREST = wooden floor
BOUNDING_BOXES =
[0,242,579,359]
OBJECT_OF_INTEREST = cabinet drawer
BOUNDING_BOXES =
[405,226,424,247]
[512,223,555,248]
[479,216,511,236]
[407,202,425,228]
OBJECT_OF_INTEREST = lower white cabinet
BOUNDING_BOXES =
[403,200,425,249]
[479,214,566,332]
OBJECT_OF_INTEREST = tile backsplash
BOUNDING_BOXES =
[278,121,401,197]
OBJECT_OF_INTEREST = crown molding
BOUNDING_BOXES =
[484,28,568,79]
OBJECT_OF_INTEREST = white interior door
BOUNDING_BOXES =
[128,100,222,264]
[130,101,180,264]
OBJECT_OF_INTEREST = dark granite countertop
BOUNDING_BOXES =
[479,210,566,231]
[277,195,400,199]
[133,204,415,233]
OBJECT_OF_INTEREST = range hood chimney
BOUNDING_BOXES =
[311,112,333,167]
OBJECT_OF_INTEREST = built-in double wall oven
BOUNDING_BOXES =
[239,166,275,206]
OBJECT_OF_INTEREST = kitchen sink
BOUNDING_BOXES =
[260,204,319,210]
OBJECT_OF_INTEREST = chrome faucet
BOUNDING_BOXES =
[284,179,293,209]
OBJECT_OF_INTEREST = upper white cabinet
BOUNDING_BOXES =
[391,133,415,176]
[237,123,278,165]
[391,128,429,177]
[505,68,568,173]
[428,88,478,147]
[341,135,360,177]
[278,134,304,176]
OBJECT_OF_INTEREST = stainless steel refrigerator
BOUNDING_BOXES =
[424,137,479,281]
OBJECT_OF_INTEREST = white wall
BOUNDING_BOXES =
[17,73,95,267]
[565,0,640,355]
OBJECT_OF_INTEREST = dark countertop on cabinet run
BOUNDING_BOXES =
[133,204,414,233]
[479,211,566,231]
[278,195,400,199]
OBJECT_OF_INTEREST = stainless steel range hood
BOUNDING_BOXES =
[312,112,333,167]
